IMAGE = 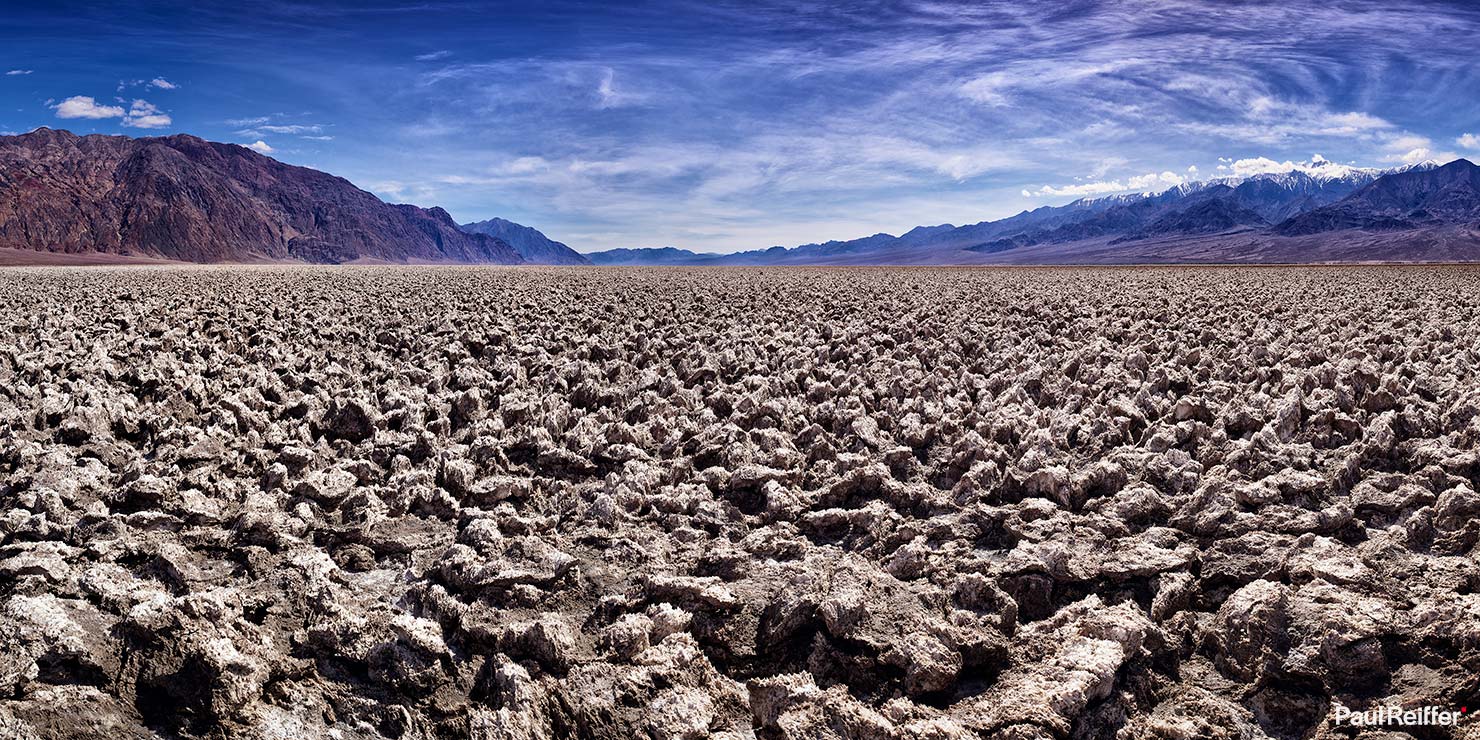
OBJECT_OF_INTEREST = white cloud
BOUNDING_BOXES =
[122,99,171,128]
[117,77,180,92]
[1458,133,1479,150]
[5,69,32,76]
[1319,111,1391,134]
[597,69,616,106]
[415,50,453,61]
[55,96,171,128]
[53,95,125,119]
[1375,134,1457,165]
[1127,171,1186,190]
[1222,155,1363,179]
[592,68,627,108]
[496,156,551,176]
[594,67,649,109]
[1029,170,1185,198]
[1087,156,1128,178]
[246,140,274,154]
[1389,148,1431,164]
[1186,165,1198,174]
[1385,134,1432,152]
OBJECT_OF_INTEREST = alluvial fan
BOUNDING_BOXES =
[2,266,1479,740]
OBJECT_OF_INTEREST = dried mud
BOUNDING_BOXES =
[2,266,1479,740]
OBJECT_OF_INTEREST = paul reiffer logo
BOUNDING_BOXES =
[1330,704,1468,727]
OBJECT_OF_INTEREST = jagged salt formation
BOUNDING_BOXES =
[1,266,1478,740]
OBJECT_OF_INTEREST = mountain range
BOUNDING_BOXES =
[586,246,727,266]
[3,128,1479,266]
[586,159,1480,265]
[0,128,522,264]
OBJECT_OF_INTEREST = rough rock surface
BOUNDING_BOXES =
[2,265,1479,739]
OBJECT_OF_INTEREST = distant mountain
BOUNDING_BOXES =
[1274,159,1480,236]
[935,163,1435,258]
[586,247,724,265]
[592,159,1467,265]
[0,128,523,264]
[460,217,590,265]
[1112,198,1269,244]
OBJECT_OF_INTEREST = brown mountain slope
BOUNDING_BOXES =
[0,128,523,264]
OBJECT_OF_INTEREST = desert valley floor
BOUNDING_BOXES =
[2,266,1479,740]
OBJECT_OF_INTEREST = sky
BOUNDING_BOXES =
[3,0,1479,253]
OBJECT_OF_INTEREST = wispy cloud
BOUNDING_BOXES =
[27,0,1477,252]
[229,115,330,139]
[1087,157,1128,179]
[5,69,32,76]
[237,123,325,135]
[1458,133,1479,150]
[118,77,180,92]
[386,1,1480,249]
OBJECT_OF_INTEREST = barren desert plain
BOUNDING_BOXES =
[3,265,1480,740]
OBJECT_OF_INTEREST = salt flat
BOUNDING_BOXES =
[2,266,1478,739]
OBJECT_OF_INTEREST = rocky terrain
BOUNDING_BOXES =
[0,129,523,265]
[2,265,1479,740]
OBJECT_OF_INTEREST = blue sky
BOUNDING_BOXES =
[3,1,1479,253]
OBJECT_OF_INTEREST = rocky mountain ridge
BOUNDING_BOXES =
[0,128,523,264]
[459,217,590,265]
